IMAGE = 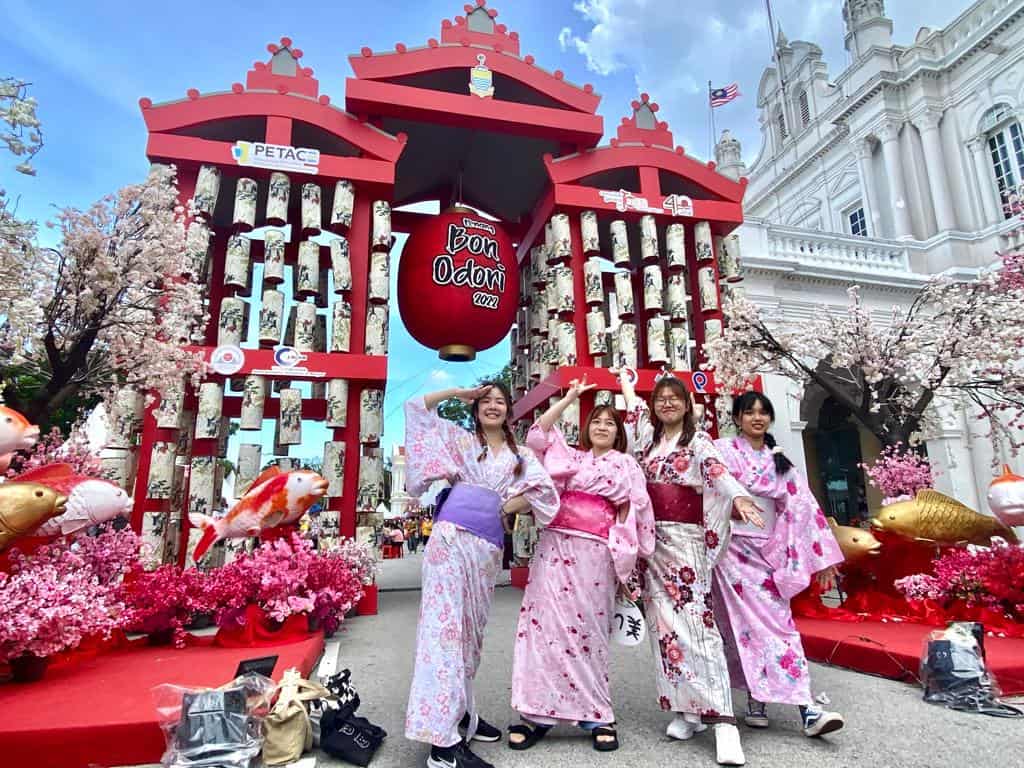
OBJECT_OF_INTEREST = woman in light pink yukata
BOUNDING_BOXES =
[713,391,846,738]
[403,381,559,768]
[508,377,655,753]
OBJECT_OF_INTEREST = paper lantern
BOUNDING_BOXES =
[614,271,635,317]
[360,389,384,444]
[217,297,246,346]
[369,251,390,304]
[323,442,346,497]
[224,234,251,293]
[396,207,518,361]
[554,266,575,315]
[155,385,184,429]
[192,165,221,219]
[557,322,577,366]
[584,258,603,305]
[266,172,290,226]
[372,201,392,252]
[296,241,321,298]
[326,379,349,427]
[365,305,389,355]
[358,454,384,505]
[331,238,352,293]
[586,308,607,355]
[263,230,286,284]
[184,221,210,279]
[580,210,600,254]
[698,266,719,312]
[595,390,613,406]
[233,178,258,231]
[694,221,713,262]
[294,301,318,352]
[107,387,144,449]
[331,180,355,233]
[278,388,303,445]
[666,223,686,271]
[147,442,176,500]
[258,289,285,346]
[640,215,659,262]
[331,299,352,353]
[610,220,630,266]
[545,281,559,315]
[617,323,638,368]
[670,325,691,371]
[240,376,266,430]
[647,317,668,364]
[545,318,560,363]
[549,213,571,261]
[667,273,689,320]
[301,183,322,236]
[195,382,224,440]
[643,264,663,311]
[704,318,723,342]
[559,399,580,446]
[719,233,742,282]
[530,246,548,286]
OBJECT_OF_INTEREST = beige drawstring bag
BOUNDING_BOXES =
[262,668,334,766]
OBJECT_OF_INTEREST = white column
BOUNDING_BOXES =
[967,135,1002,226]
[854,138,880,236]
[879,121,914,239]
[913,110,957,233]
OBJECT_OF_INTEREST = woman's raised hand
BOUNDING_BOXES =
[733,496,765,528]
[566,375,597,401]
[454,385,491,404]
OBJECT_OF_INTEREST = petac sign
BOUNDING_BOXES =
[397,208,518,361]
[231,141,320,173]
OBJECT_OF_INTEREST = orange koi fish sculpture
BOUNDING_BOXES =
[987,465,1024,530]
[827,517,882,563]
[189,466,329,562]
[0,406,41,474]
[0,482,67,550]
[12,464,132,536]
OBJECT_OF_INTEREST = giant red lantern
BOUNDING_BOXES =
[398,207,519,361]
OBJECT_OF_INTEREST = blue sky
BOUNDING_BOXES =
[0,0,967,459]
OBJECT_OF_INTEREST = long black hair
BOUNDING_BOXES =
[471,380,524,477]
[732,391,793,475]
[648,377,697,453]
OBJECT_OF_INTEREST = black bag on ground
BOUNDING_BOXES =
[174,689,250,763]
[316,669,386,766]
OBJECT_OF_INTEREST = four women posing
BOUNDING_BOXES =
[404,375,844,768]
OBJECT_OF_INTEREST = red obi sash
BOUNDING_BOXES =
[646,483,703,524]
[548,490,615,539]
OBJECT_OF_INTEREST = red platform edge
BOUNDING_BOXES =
[510,566,529,589]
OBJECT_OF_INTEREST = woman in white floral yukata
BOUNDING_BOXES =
[713,391,845,738]
[618,368,763,766]
[509,376,655,753]
[403,381,559,768]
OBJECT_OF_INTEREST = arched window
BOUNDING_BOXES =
[799,90,810,128]
[981,104,1024,218]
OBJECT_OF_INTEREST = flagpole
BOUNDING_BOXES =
[708,80,717,161]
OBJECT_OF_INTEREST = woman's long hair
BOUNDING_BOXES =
[471,380,523,477]
[649,377,697,453]
[580,404,628,454]
[731,391,793,475]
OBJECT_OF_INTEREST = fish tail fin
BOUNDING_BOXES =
[189,514,219,562]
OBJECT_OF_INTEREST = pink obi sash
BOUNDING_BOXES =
[548,490,615,539]
[646,483,703,524]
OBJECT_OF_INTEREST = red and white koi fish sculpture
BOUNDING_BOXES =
[12,463,132,536]
[189,466,329,562]
[0,406,41,474]
[988,465,1024,529]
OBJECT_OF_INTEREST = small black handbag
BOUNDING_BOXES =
[174,689,250,763]
[317,669,387,766]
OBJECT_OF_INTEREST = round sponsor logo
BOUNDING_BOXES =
[274,346,304,368]
[210,345,245,376]
[622,366,639,387]
[691,371,709,393]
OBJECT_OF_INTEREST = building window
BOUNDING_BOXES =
[982,104,1024,218]
[848,206,867,237]
[799,90,810,128]
[776,108,788,143]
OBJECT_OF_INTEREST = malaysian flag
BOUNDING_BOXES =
[709,83,740,108]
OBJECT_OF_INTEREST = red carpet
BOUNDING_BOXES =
[0,633,324,768]
[797,617,1024,696]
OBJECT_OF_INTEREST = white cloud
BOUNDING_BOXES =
[429,369,453,382]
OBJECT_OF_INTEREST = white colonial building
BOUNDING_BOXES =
[717,0,1024,519]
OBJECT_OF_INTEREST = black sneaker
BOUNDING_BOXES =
[459,712,502,742]
[427,742,495,768]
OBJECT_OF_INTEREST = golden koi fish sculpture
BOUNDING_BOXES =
[0,482,68,550]
[871,489,1018,545]
[827,517,882,562]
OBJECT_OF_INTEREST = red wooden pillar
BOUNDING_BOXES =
[567,212,594,370]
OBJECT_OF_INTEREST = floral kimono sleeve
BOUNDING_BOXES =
[607,456,657,583]
[403,396,471,496]
[692,432,747,566]
[506,445,560,526]
[525,423,580,489]
[624,399,655,461]
[762,471,845,600]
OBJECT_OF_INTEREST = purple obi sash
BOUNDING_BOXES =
[435,483,504,549]
[548,490,615,539]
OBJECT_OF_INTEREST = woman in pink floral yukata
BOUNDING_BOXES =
[713,391,845,738]
[403,382,559,768]
[508,377,654,753]
[619,368,763,767]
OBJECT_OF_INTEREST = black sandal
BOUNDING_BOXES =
[507,721,551,750]
[592,723,619,752]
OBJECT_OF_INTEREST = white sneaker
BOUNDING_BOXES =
[714,723,745,766]
[666,714,707,740]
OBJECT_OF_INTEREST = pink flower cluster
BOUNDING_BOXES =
[0,526,138,661]
[861,444,938,504]
[205,534,364,635]
[119,565,211,648]
[5,426,101,478]
[895,543,1024,620]
[323,537,378,586]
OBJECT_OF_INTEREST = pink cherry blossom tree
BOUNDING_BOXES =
[1,76,43,175]
[705,239,1024,455]
[0,165,208,427]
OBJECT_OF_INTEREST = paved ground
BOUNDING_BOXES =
[322,559,1022,768]
[376,548,511,591]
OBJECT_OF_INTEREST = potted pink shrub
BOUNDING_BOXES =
[119,564,211,647]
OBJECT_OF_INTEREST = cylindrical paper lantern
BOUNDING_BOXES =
[554,266,574,315]
[146,442,176,499]
[192,165,221,219]
[610,220,630,267]
[294,301,318,352]
[236,443,263,495]
[369,251,390,304]
[258,289,284,346]
[301,183,322,236]
[155,385,184,429]
[365,305,389,355]
[666,223,686,271]
[720,233,742,282]
[224,234,252,293]
[331,299,352,353]
[278,388,303,445]
[188,456,216,520]
[614,271,635,317]
[360,389,384,444]
[530,246,547,286]
[617,322,638,368]
[695,221,714,262]
[358,454,384,505]
[195,382,223,440]
[647,317,669,364]
[266,172,290,226]
[643,264,664,311]
[106,387,143,449]
[545,281,558,315]
[184,221,210,279]
[549,213,571,261]
[586,308,607,355]
[330,180,355,232]
[372,200,392,252]
[698,266,719,312]
[323,442,346,497]
[233,177,258,231]
[326,379,349,428]
[595,390,613,407]
[584,258,603,305]
[557,321,577,366]
[296,241,321,298]
[667,273,689,320]
[670,325,691,371]
[263,230,286,284]
[580,210,600,254]
[704,318,723,342]
[640,215,659,262]
[331,237,352,293]
[559,399,580,446]
[217,297,246,346]
[240,376,266,430]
